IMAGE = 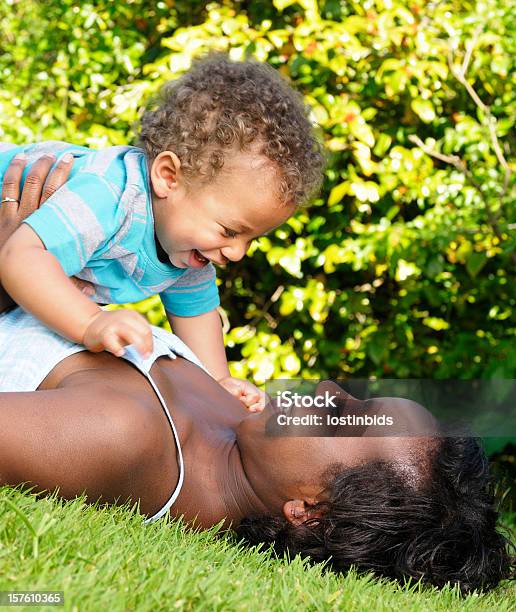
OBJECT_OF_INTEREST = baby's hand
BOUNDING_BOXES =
[218,376,267,413]
[82,309,153,359]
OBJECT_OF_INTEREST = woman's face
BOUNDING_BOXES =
[236,382,439,500]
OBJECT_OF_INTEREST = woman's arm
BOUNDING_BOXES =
[0,372,178,516]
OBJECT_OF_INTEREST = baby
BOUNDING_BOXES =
[0,54,323,409]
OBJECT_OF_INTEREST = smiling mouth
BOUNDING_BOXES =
[193,249,210,265]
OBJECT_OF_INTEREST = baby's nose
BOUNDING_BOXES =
[222,241,248,262]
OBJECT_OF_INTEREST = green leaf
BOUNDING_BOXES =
[368,334,389,366]
[376,58,402,81]
[281,353,301,374]
[411,99,436,123]
[278,253,302,278]
[374,133,392,157]
[350,180,380,203]
[423,317,450,331]
[466,252,488,277]
[328,181,349,206]
[349,117,375,147]
[395,259,421,281]
[273,0,298,11]
[425,255,444,277]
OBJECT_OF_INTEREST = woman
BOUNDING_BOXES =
[0,155,512,593]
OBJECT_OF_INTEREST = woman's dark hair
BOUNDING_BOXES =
[138,53,325,206]
[236,437,514,593]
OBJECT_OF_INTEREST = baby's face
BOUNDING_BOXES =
[153,154,294,269]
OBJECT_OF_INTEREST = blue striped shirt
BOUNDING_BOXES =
[0,141,220,316]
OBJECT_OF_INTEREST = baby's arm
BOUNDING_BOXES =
[168,309,230,380]
[0,224,152,357]
[168,309,266,412]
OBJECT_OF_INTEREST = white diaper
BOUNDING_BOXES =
[0,307,205,392]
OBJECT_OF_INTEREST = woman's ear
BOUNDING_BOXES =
[283,499,324,526]
[150,151,182,198]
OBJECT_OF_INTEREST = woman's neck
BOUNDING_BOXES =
[155,356,271,527]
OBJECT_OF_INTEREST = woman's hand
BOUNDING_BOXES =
[0,152,73,239]
[0,152,94,312]
[218,376,268,413]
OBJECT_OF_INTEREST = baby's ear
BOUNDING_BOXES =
[150,151,182,197]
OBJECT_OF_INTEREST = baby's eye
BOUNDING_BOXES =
[222,226,238,238]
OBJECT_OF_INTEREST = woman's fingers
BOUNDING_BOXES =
[1,151,74,223]
[0,151,75,233]
[41,153,74,203]
[0,154,27,222]
[17,154,56,219]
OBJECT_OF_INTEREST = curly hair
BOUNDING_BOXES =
[138,53,325,206]
[236,437,514,594]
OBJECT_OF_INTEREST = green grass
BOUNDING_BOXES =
[0,487,514,611]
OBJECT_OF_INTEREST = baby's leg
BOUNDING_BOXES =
[0,376,178,516]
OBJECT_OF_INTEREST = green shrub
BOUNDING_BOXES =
[1,0,514,382]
